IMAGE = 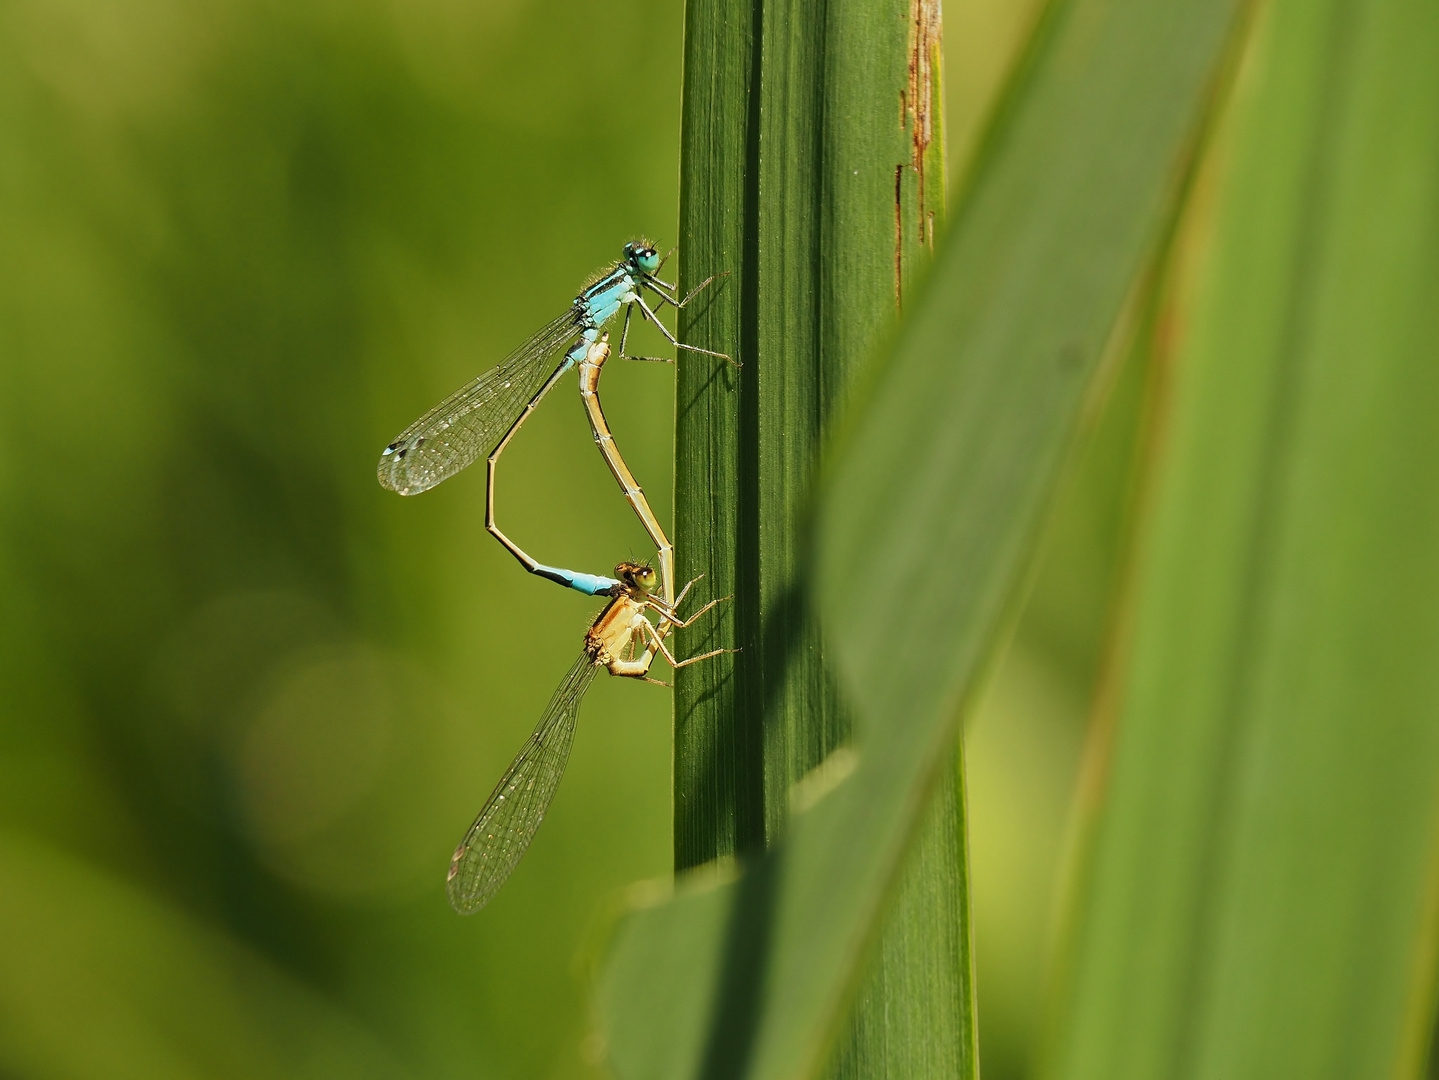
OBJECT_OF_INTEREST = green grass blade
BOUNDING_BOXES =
[669,0,946,863]
[1044,1,1439,1076]
[670,0,967,1071]
[596,0,1248,1076]
[669,0,757,868]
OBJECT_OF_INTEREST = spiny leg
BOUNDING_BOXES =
[638,615,735,670]
[639,277,682,306]
[644,272,725,310]
[634,295,733,363]
[644,574,727,626]
[671,647,735,670]
[618,583,730,683]
[672,575,699,607]
[643,575,702,622]
[617,304,635,361]
[617,302,676,365]
[645,594,727,629]
[617,290,734,365]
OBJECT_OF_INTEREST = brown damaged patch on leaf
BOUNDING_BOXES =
[908,0,943,240]
[896,0,944,306]
[894,164,906,308]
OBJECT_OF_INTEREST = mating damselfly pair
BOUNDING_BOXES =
[377,241,735,913]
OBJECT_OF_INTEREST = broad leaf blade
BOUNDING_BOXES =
[1045,0,1439,1076]
[671,0,967,1074]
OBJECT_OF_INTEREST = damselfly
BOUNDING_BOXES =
[446,562,731,914]
[378,242,729,598]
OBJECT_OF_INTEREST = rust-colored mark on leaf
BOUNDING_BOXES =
[908,0,942,242]
[894,165,905,310]
[896,0,943,303]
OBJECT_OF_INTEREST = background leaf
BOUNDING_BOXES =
[0,830,404,1079]
[1044,0,1439,1075]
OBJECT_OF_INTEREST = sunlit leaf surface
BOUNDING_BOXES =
[1046,1,1439,1076]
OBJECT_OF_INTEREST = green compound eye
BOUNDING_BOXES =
[624,241,661,275]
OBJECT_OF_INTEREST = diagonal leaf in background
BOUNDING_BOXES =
[1044,0,1439,1076]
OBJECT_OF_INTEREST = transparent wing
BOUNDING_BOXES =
[446,653,599,914]
[377,312,582,495]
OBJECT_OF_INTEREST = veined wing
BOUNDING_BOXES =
[447,653,599,914]
[378,312,582,495]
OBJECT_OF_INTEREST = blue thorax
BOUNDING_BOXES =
[574,265,639,330]
[561,249,657,367]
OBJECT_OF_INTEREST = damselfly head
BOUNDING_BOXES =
[614,560,656,595]
[623,240,661,276]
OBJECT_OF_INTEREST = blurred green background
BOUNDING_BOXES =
[0,0,1093,1077]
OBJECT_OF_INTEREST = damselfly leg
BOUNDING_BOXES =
[615,272,736,365]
